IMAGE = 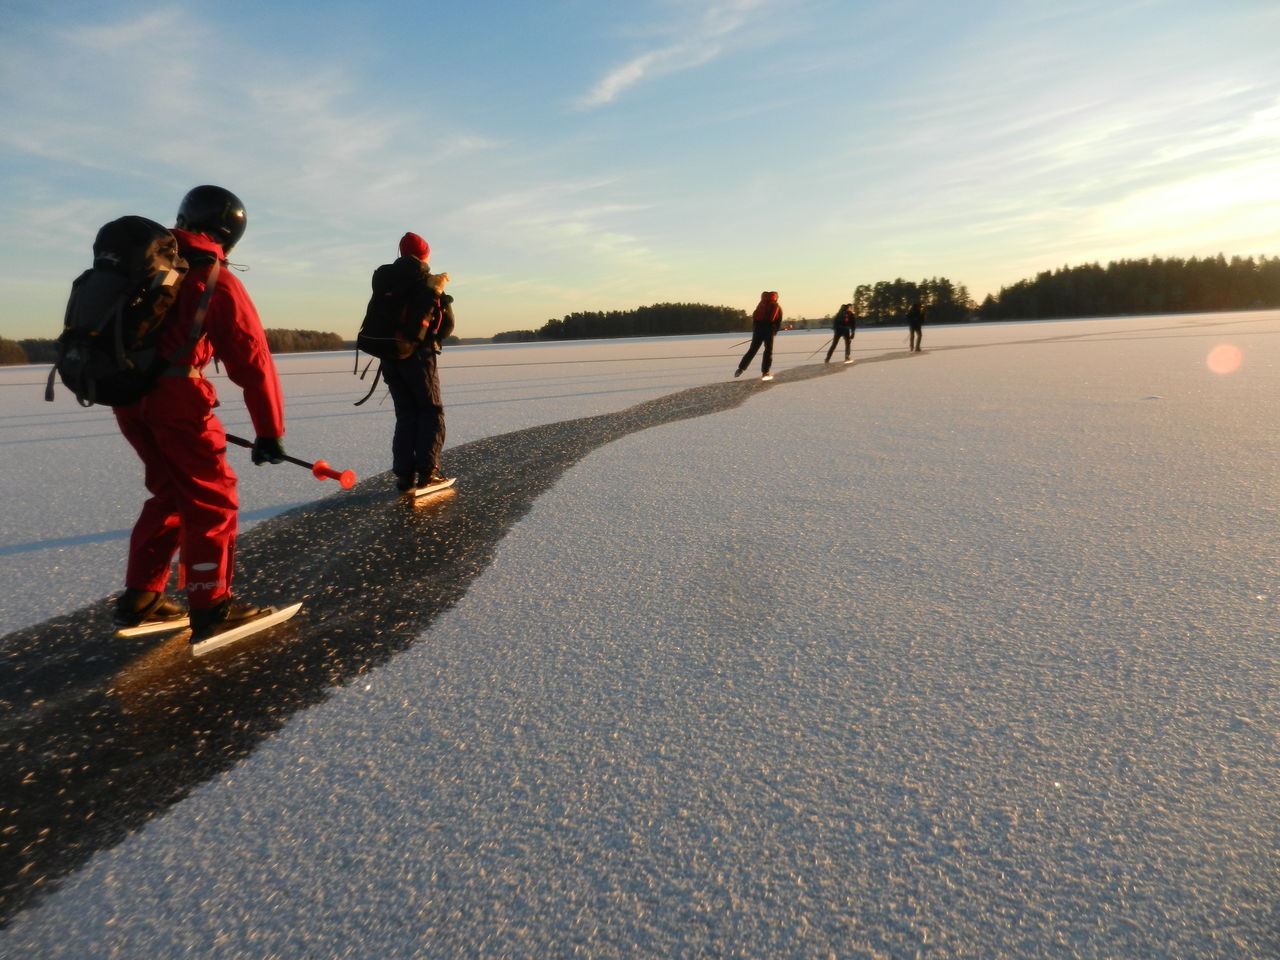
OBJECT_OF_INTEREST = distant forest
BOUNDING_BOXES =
[854,277,974,325]
[1,328,344,365]
[974,254,1280,320]
[854,254,1280,324]
[3,254,1278,363]
[493,302,747,342]
[494,254,1280,342]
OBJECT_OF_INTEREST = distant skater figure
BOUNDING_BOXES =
[735,291,783,381]
[825,303,857,363]
[907,299,925,352]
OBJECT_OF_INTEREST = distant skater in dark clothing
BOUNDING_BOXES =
[370,232,455,491]
[824,303,856,363]
[907,299,925,352]
[735,291,783,381]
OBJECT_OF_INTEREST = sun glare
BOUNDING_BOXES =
[1206,343,1243,375]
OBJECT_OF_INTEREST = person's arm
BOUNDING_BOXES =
[436,295,456,343]
[205,275,285,442]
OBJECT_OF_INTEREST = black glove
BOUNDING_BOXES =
[251,436,286,465]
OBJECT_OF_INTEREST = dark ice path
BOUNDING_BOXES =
[0,363,847,924]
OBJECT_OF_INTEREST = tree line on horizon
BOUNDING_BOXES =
[1,328,345,366]
[853,254,1280,324]
[494,253,1280,341]
[4,253,1277,363]
[853,277,974,325]
[974,253,1280,320]
[493,302,747,342]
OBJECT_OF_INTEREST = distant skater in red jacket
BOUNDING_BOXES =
[735,291,783,381]
[113,185,288,642]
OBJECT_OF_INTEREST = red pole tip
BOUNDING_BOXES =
[339,470,357,489]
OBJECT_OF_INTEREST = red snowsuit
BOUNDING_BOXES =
[113,229,285,611]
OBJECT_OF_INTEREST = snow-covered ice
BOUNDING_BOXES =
[1,313,1277,957]
[0,334,737,635]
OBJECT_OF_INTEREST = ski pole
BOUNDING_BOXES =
[225,434,357,489]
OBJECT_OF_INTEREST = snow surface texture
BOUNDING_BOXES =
[1,314,1277,958]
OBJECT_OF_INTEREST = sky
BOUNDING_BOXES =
[1,0,1278,340]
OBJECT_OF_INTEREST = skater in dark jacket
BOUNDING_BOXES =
[371,232,455,491]
[735,291,783,381]
[907,299,925,352]
[824,303,856,363]
[113,185,288,642]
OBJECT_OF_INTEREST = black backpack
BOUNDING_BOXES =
[355,259,437,362]
[353,259,441,405]
[45,217,217,407]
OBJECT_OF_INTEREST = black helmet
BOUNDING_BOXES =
[175,185,247,252]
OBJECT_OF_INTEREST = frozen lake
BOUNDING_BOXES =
[1,312,1277,957]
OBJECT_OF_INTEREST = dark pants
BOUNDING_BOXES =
[825,328,853,362]
[381,350,444,482]
[909,324,922,351]
[738,321,777,375]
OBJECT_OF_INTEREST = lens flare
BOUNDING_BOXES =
[1206,344,1243,375]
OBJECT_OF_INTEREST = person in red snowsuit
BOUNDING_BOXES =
[113,185,287,641]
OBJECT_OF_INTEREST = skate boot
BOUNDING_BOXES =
[190,598,264,643]
[114,588,186,629]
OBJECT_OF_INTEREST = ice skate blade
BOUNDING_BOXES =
[190,602,303,657]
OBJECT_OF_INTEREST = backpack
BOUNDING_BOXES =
[352,259,443,405]
[356,260,435,360]
[45,216,215,408]
[753,299,780,325]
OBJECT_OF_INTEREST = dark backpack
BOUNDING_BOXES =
[355,259,440,362]
[46,217,202,407]
[353,259,442,405]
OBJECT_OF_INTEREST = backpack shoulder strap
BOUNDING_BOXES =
[163,258,222,375]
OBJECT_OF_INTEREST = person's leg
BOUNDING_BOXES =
[115,408,182,594]
[738,331,763,374]
[412,353,445,479]
[381,359,419,485]
[161,411,239,612]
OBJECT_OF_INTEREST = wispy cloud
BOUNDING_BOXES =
[0,9,504,258]
[452,179,654,262]
[576,0,779,108]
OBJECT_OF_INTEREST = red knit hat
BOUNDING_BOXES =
[399,232,430,261]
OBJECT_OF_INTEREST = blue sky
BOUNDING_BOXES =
[2,0,1277,340]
